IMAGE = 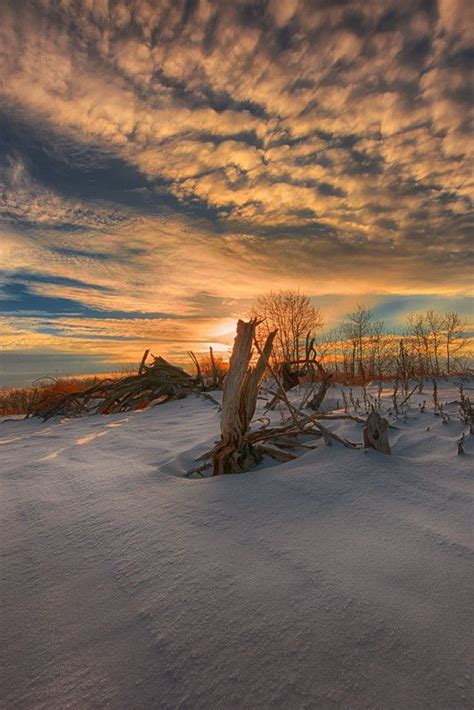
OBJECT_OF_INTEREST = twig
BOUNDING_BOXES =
[399,382,421,409]
[253,338,306,433]
[255,443,298,462]
[199,392,221,409]
[185,462,212,478]
[138,349,150,375]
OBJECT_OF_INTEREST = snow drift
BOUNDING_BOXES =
[1,381,473,708]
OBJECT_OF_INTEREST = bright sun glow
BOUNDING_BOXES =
[206,342,231,354]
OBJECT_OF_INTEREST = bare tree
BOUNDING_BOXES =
[318,328,340,378]
[406,313,431,377]
[425,310,444,376]
[443,311,467,374]
[395,338,415,397]
[366,319,391,379]
[406,309,467,376]
[251,290,323,366]
[340,305,373,382]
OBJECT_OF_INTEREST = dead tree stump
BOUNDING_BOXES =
[212,319,277,475]
[363,409,391,454]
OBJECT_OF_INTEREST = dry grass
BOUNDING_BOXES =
[0,374,127,416]
[0,355,227,416]
[198,354,228,383]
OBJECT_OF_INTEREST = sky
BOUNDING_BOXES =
[0,0,473,386]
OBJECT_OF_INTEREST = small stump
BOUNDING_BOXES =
[363,410,391,454]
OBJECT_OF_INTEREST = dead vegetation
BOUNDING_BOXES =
[22,350,220,420]
[0,375,115,417]
[186,318,389,477]
[2,289,471,473]
[4,313,472,476]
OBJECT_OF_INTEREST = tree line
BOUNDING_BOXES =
[251,290,471,384]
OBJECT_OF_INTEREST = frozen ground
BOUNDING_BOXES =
[1,380,473,709]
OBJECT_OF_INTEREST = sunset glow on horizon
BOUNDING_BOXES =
[0,0,472,385]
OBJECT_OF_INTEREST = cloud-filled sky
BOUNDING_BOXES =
[0,0,472,385]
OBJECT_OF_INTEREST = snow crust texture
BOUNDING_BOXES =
[1,383,473,709]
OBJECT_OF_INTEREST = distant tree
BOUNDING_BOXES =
[406,309,467,376]
[395,338,416,396]
[443,311,467,374]
[367,318,391,380]
[406,312,431,377]
[339,305,373,382]
[425,310,444,376]
[251,290,323,365]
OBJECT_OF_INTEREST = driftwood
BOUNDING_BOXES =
[187,326,366,477]
[298,411,359,449]
[263,389,359,450]
[266,335,330,411]
[30,353,201,420]
[212,319,277,475]
[363,410,391,454]
[255,443,298,462]
[263,359,359,449]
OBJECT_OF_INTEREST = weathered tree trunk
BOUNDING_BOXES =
[212,319,277,475]
[363,410,391,454]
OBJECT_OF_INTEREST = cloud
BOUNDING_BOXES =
[0,154,133,231]
[0,0,472,380]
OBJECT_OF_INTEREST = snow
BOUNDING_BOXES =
[1,381,473,708]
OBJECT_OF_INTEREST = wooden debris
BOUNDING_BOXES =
[306,372,333,411]
[265,387,359,449]
[199,392,222,409]
[30,352,201,420]
[186,337,369,477]
[184,461,212,478]
[363,409,391,454]
[255,443,298,462]
[399,381,423,409]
